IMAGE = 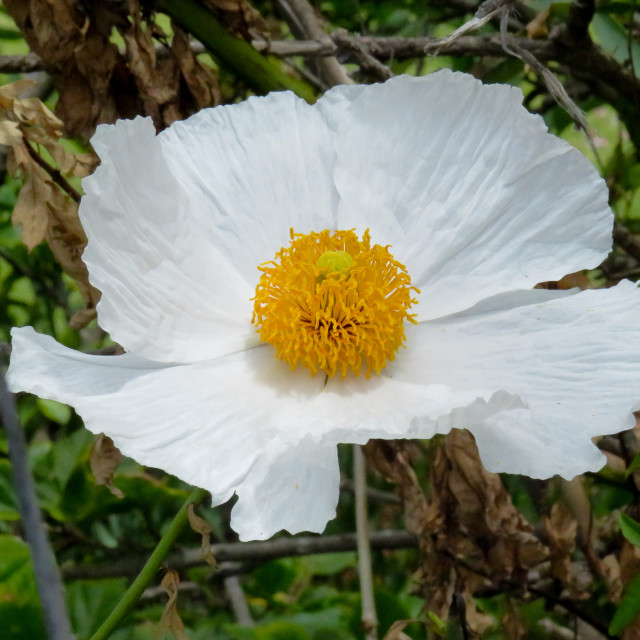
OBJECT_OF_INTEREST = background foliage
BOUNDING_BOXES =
[1,0,640,638]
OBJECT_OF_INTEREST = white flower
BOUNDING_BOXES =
[8,70,640,541]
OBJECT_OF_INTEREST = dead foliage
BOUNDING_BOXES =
[202,0,271,42]
[90,434,124,498]
[3,0,220,140]
[187,504,217,567]
[158,569,189,640]
[368,431,548,631]
[544,502,578,584]
[0,80,101,325]
[537,270,596,290]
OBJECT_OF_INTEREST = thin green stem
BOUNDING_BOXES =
[89,487,208,640]
[155,0,316,102]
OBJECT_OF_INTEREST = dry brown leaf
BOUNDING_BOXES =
[158,569,189,640]
[90,434,124,498]
[0,79,37,106]
[5,0,220,140]
[501,601,526,639]
[203,0,270,41]
[525,7,550,38]
[537,270,595,290]
[0,81,101,322]
[13,97,64,131]
[544,502,577,583]
[366,441,432,536]
[4,0,124,140]
[382,619,420,640]
[0,120,23,146]
[187,504,216,567]
[601,554,623,602]
[69,307,98,330]
[12,162,53,249]
[366,440,453,616]
[171,25,220,109]
[438,430,548,581]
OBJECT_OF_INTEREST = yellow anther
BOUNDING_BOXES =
[252,229,418,378]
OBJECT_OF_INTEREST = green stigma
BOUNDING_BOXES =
[316,250,353,273]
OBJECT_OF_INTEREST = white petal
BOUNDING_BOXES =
[82,117,256,363]
[323,71,612,319]
[230,441,340,541]
[390,281,640,478]
[157,91,339,283]
[7,327,251,503]
[8,326,520,539]
[471,408,607,479]
[8,326,344,538]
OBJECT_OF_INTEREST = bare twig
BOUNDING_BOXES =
[0,52,43,73]
[340,479,402,505]
[2,34,639,113]
[224,575,254,626]
[275,0,352,87]
[0,369,73,640]
[333,30,394,81]
[62,529,418,580]
[432,0,516,50]
[25,140,82,203]
[354,445,378,640]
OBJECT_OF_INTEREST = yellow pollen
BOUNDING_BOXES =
[252,229,419,378]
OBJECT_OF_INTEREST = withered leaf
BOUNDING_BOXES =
[437,429,548,581]
[0,120,23,146]
[525,7,550,38]
[187,504,216,567]
[90,434,124,498]
[544,502,578,583]
[382,619,419,640]
[0,79,37,106]
[4,0,124,140]
[13,97,63,132]
[171,25,220,110]
[202,0,271,41]
[12,161,53,249]
[158,569,189,640]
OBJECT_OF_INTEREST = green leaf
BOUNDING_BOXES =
[66,579,128,639]
[254,621,311,640]
[592,13,640,75]
[0,535,47,640]
[626,452,640,477]
[620,513,640,547]
[303,552,357,576]
[0,459,20,520]
[610,572,640,635]
[37,398,71,425]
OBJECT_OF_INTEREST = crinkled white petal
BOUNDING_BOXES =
[82,117,256,363]
[389,281,640,478]
[230,440,340,541]
[320,71,612,319]
[8,327,265,504]
[81,73,611,362]
[157,91,340,283]
[8,325,524,539]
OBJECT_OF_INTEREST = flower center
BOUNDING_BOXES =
[252,229,418,378]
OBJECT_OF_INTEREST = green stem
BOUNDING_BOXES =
[155,0,317,102]
[89,487,208,640]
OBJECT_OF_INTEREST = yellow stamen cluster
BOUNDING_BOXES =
[252,229,418,378]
